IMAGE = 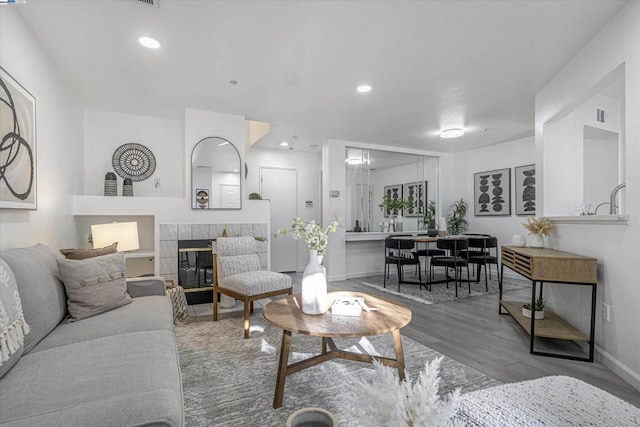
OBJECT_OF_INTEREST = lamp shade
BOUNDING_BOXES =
[91,222,140,252]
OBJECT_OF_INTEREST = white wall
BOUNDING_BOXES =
[83,109,184,198]
[535,0,640,390]
[0,8,83,250]
[246,147,322,271]
[444,136,536,250]
[543,94,621,216]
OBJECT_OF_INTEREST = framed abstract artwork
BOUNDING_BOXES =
[0,67,37,209]
[515,164,536,215]
[402,181,427,217]
[195,189,209,209]
[474,168,511,216]
[382,184,402,217]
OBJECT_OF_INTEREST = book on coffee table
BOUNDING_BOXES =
[330,297,364,316]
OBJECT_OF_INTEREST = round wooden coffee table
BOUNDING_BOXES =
[263,291,412,408]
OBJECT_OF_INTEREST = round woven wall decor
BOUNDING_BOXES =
[112,143,156,182]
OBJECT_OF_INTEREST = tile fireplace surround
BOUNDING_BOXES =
[158,223,269,285]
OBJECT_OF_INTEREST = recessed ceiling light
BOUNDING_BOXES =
[357,84,372,93]
[440,128,465,139]
[280,141,289,147]
[138,36,161,49]
[229,80,238,85]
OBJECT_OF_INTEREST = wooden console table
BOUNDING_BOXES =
[499,246,597,362]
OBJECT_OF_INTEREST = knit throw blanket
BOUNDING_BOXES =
[0,259,30,365]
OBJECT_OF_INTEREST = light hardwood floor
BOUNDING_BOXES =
[194,273,640,407]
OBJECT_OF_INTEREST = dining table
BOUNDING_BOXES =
[391,234,490,287]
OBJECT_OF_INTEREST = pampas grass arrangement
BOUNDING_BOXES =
[522,216,555,237]
[346,357,462,427]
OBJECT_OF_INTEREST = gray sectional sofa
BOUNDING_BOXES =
[0,244,183,427]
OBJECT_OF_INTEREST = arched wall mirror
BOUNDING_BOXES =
[191,137,242,209]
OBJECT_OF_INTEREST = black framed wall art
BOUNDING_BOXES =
[402,181,427,217]
[382,184,402,217]
[515,164,536,215]
[0,67,37,209]
[474,168,511,216]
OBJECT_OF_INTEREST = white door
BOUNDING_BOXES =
[261,167,297,272]
[219,184,240,208]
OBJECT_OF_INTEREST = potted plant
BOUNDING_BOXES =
[379,195,412,232]
[423,200,437,236]
[522,216,555,248]
[522,296,545,319]
[446,198,468,235]
[248,192,262,200]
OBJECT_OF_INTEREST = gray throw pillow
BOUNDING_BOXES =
[59,242,118,260]
[57,252,132,321]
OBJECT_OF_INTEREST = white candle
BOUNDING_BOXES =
[439,217,447,231]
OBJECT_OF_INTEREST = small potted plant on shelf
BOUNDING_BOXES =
[248,192,262,200]
[522,296,545,319]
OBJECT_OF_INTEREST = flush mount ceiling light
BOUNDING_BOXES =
[138,36,161,49]
[280,141,289,147]
[440,128,465,139]
[357,84,372,93]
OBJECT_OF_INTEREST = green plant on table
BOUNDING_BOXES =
[423,200,436,229]
[248,192,262,200]
[446,198,468,235]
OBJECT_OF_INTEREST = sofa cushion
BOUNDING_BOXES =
[31,295,173,352]
[0,259,30,379]
[0,330,183,427]
[59,242,118,260]
[0,244,67,354]
[57,252,132,321]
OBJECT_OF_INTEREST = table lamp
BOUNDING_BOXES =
[91,221,140,252]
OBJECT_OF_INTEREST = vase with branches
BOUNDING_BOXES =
[447,198,468,235]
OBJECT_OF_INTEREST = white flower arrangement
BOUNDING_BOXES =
[274,217,341,255]
[346,357,462,427]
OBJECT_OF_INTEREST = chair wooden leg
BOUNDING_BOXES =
[243,298,250,339]
[250,300,254,314]
[213,288,219,321]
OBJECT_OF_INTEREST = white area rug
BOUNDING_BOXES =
[457,375,640,426]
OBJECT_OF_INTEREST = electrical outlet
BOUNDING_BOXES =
[154,178,161,189]
[602,303,610,322]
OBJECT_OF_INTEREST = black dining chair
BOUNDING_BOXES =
[415,244,445,281]
[467,236,500,291]
[430,238,470,297]
[384,237,422,292]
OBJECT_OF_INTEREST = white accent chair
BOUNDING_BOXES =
[213,236,292,338]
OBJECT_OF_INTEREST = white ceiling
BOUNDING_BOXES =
[15,0,626,153]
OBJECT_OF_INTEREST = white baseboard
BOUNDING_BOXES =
[346,270,385,279]
[327,274,347,282]
[596,345,640,392]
